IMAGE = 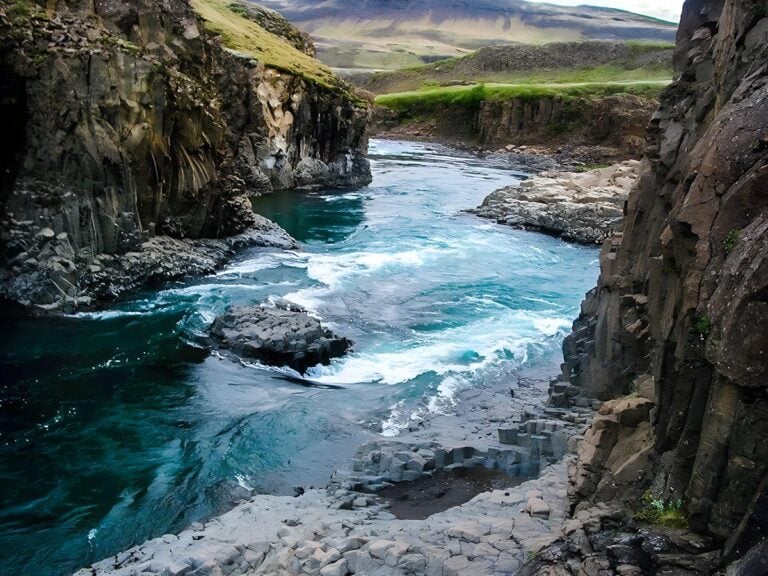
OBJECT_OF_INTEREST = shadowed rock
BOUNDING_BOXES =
[210,304,352,373]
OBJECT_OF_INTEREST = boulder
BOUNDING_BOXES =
[470,161,639,244]
[209,303,352,373]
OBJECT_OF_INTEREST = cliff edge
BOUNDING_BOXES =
[0,0,371,312]
[547,0,768,570]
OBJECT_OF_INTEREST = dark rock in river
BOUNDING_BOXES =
[210,304,352,373]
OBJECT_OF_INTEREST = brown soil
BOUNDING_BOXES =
[375,467,526,520]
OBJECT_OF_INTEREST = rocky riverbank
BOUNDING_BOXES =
[72,357,731,576]
[1,214,296,312]
[470,162,640,244]
[0,0,371,313]
[74,364,592,576]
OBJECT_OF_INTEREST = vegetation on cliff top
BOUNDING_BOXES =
[375,82,668,114]
[190,0,358,98]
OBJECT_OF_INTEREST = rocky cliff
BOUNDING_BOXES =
[0,0,371,311]
[372,92,659,162]
[545,0,768,570]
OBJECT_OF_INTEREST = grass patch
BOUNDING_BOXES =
[366,62,673,95]
[626,39,677,52]
[3,0,46,22]
[190,0,352,96]
[375,82,667,114]
[635,492,688,528]
[723,228,741,254]
[695,314,711,336]
[362,41,674,94]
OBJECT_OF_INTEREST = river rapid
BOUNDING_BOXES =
[0,140,599,575]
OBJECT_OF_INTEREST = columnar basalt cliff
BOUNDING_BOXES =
[551,0,768,568]
[0,0,371,311]
[373,93,659,162]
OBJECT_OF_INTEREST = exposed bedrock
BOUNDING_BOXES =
[471,161,640,244]
[372,93,657,162]
[209,303,352,373]
[547,0,768,568]
[0,0,371,312]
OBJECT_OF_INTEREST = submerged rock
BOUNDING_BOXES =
[210,304,352,373]
[470,161,639,244]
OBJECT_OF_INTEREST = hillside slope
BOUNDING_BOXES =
[252,0,678,70]
[357,40,674,94]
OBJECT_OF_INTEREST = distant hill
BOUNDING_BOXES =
[355,40,675,94]
[250,0,678,70]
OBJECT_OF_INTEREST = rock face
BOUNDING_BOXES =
[471,161,640,244]
[4,215,296,310]
[372,93,658,162]
[210,304,352,373]
[552,0,768,566]
[0,0,371,311]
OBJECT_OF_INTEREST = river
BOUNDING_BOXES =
[0,140,599,575]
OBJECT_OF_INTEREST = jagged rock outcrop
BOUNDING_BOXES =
[549,0,768,569]
[209,303,352,373]
[471,161,640,244]
[0,0,371,312]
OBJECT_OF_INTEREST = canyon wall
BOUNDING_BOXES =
[0,0,371,311]
[372,93,657,161]
[557,0,768,564]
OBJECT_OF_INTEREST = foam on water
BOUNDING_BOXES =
[303,306,573,386]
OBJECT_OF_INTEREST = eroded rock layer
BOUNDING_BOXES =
[372,93,658,162]
[0,0,371,311]
[471,161,640,244]
[556,0,768,565]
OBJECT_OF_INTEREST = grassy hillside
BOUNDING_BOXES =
[254,0,678,71]
[355,41,674,94]
[190,0,344,91]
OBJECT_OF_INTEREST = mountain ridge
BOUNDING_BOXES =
[250,0,679,70]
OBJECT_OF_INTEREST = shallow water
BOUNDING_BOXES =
[0,140,599,575]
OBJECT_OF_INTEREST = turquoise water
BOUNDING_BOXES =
[0,140,599,575]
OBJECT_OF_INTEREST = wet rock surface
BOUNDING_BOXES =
[210,303,352,373]
[471,162,639,244]
[1,214,296,313]
[73,364,587,576]
[373,467,524,521]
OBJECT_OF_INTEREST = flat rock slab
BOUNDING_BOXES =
[210,304,352,373]
[470,161,640,244]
